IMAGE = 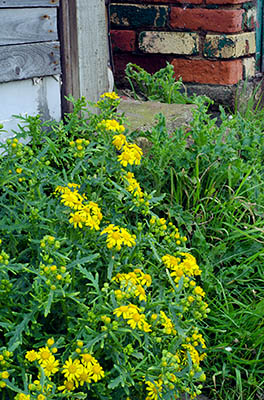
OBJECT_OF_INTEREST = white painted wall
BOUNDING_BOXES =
[0,75,61,145]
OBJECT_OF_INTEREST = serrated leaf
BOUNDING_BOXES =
[7,311,35,351]
[108,375,122,389]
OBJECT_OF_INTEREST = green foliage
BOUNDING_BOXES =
[0,93,208,399]
[125,63,192,104]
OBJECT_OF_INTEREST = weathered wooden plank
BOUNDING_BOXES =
[0,41,61,83]
[76,0,109,103]
[59,0,110,113]
[0,0,59,7]
[0,8,57,46]
[59,0,79,113]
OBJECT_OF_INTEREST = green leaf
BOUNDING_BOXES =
[7,311,36,351]
[67,254,100,268]
[44,291,54,317]
[108,375,122,389]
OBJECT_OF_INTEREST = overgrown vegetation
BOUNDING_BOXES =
[125,64,264,400]
[0,94,208,400]
[0,62,263,400]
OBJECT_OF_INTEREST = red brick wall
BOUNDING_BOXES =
[110,0,257,87]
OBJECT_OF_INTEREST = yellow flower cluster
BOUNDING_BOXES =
[113,304,151,332]
[162,252,209,320]
[159,311,177,335]
[181,343,206,369]
[60,353,104,391]
[97,119,125,134]
[123,171,144,199]
[69,138,90,158]
[117,143,143,167]
[100,224,136,251]
[25,340,59,378]
[55,183,84,210]
[40,235,59,250]
[15,394,31,400]
[162,252,201,283]
[100,91,120,100]
[55,184,103,230]
[112,133,127,150]
[24,340,104,396]
[113,269,152,302]
[112,132,143,166]
[96,92,120,109]
[186,328,206,349]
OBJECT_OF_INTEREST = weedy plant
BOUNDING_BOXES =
[125,63,192,104]
[0,93,209,400]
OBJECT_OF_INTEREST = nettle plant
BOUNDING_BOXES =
[0,93,209,400]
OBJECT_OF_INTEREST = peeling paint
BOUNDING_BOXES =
[0,76,61,142]
[204,33,256,59]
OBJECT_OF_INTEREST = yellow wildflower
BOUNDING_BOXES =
[69,211,86,229]
[117,143,142,167]
[62,357,82,381]
[78,365,93,386]
[60,190,84,210]
[25,350,38,362]
[100,92,120,100]
[37,347,52,364]
[58,380,75,393]
[42,355,59,376]
[101,224,136,251]
[17,394,30,400]
[145,379,163,400]
[81,353,97,367]
[90,362,105,382]
[112,134,127,150]
[123,171,143,198]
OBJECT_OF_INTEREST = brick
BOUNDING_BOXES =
[171,58,243,85]
[206,0,250,4]
[204,32,256,58]
[110,4,168,29]
[243,57,255,78]
[139,31,199,55]
[111,30,136,52]
[170,8,244,33]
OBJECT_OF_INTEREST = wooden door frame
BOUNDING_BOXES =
[59,0,110,114]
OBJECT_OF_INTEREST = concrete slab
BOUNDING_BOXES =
[118,98,196,135]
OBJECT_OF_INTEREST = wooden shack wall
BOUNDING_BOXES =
[0,0,111,143]
[0,0,61,142]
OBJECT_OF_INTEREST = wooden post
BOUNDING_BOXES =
[60,0,109,114]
